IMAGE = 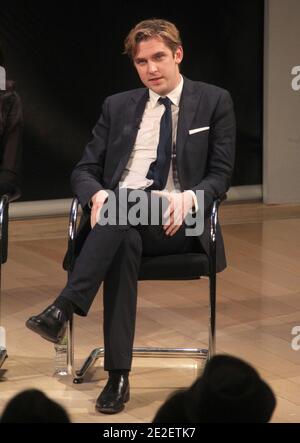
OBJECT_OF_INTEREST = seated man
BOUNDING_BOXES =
[26,19,235,414]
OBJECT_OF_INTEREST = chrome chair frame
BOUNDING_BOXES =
[64,196,221,382]
[0,192,20,369]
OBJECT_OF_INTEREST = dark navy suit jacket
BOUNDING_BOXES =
[70,77,236,272]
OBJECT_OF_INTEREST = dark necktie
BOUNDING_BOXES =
[146,96,173,190]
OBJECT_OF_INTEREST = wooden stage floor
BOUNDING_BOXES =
[0,201,300,423]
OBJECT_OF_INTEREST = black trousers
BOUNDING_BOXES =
[60,189,197,370]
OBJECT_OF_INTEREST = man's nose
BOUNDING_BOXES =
[148,61,158,74]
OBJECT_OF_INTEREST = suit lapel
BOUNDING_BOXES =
[111,89,149,188]
[111,78,203,189]
[176,78,203,166]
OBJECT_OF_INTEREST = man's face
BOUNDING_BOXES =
[133,37,183,96]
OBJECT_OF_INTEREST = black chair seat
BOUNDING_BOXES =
[139,253,209,281]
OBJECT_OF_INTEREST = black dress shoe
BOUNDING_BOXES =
[25,305,67,344]
[96,374,130,414]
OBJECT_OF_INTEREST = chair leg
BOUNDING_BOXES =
[55,316,75,377]
[132,347,207,358]
[68,314,104,383]
[0,262,7,370]
[72,346,207,384]
[208,206,219,360]
[67,316,74,376]
[208,272,216,359]
[0,347,7,369]
[73,347,104,384]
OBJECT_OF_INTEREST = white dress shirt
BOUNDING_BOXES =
[119,76,197,210]
[120,76,183,191]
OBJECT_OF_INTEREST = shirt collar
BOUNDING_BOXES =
[149,75,184,108]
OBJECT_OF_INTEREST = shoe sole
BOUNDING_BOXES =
[25,320,63,344]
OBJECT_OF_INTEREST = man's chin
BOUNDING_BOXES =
[148,83,168,95]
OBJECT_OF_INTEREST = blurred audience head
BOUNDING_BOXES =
[153,354,276,423]
[0,389,71,423]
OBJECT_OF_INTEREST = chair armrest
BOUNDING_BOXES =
[209,194,226,244]
[0,190,20,215]
[69,197,80,242]
[0,190,21,205]
[210,200,219,245]
[209,194,226,278]
[66,197,80,274]
[0,195,13,265]
[8,191,21,203]
[0,195,9,219]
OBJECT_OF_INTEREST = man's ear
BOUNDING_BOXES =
[174,46,183,64]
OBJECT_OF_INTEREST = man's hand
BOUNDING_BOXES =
[90,190,109,229]
[154,191,195,236]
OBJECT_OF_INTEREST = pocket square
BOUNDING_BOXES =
[189,126,210,135]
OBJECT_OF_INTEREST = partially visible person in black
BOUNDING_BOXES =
[0,389,71,423]
[153,354,276,423]
[0,44,23,197]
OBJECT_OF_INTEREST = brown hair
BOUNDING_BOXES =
[124,19,182,59]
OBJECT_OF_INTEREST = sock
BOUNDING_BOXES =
[53,295,74,321]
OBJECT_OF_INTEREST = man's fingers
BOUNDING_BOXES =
[91,211,96,229]
[163,197,174,222]
[167,222,181,236]
[91,202,102,228]
[165,216,184,236]
[169,225,181,236]
[163,208,175,230]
